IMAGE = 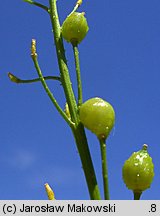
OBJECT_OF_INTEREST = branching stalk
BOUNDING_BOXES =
[23,0,49,12]
[8,72,61,84]
[31,39,73,127]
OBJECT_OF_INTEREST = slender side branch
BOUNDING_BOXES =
[72,43,83,106]
[99,137,110,200]
[8,72,61,84]
[23,0,49,12]
[31,39,74,127]
[68,0,83,16]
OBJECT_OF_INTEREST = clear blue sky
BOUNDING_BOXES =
[1,0,160,200]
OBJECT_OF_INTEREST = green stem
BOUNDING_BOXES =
[99,137,110,200]
[23,0,49,12]
[134,191,142,200]
[72,43,83,106]
[49,0,101,199]
[72,123,101,200]
[49,0,78,123]
[8,72,61,84]
[31,53,73,127]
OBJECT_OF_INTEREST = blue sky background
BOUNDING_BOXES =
[1,0,160,200]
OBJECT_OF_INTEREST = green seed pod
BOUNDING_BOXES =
[61,12,89,44]
[79,97,115,139]
[122,144,154,194]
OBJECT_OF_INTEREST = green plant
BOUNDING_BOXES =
[8,0,155,200]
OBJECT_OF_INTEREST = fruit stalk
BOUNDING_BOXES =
[134,192,142,200]
[72,43,83,106]
[99,138,110,200]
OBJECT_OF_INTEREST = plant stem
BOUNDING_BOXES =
[49,0,101,199]
[134,191,142,200]
[49,0,78,123]
[8,72,61,84]
[31,47,73,127]
[23,0,49,12]
[72,43,83,106]
[72,123,101,199]
[99,137,110,199]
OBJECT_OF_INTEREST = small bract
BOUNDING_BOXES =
[79,97,115,139]
[61,12,89,44]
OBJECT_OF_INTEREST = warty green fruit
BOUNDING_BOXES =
[61,12,89,44]
[79,97,115,139]
[122,144,154,193]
